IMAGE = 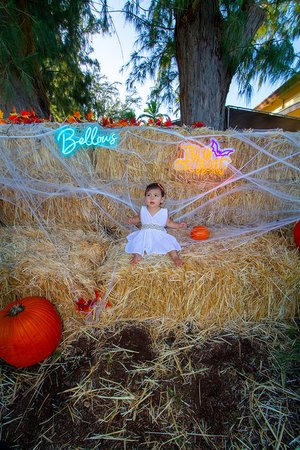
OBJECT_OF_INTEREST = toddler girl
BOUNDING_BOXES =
[125,183,186,266]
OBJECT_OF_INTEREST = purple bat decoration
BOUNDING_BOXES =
[210,138,235,157]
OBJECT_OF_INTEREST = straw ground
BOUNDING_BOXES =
[1,320,299,449]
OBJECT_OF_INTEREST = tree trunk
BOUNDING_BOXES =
[0,0,50,116]
[0,77,50,117]
[174,0,265,129]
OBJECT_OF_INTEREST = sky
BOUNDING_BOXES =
[91,2,297,118]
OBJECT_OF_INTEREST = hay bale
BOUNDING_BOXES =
[0,226,114,318]
[1,177,298,230]
[93,231,300,328]
[91,128,300,183]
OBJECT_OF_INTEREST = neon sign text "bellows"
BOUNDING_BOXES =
[55,125,120,156]
[174,139,235,176]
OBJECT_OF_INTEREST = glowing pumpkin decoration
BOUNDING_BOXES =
[0,296,62,368]
[190,225,210,240]
[294,221,300,250]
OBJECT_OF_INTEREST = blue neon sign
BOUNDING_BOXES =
[55,125,120,156]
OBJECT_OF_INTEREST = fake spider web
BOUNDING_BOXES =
[0,123,299,254]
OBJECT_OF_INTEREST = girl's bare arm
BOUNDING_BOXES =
[167,218,187,229]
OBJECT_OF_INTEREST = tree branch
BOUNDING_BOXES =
[240,2,266,48]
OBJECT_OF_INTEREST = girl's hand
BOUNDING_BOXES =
[126,216,140,225]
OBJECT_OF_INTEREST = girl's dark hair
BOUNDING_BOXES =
[145,182,165,197]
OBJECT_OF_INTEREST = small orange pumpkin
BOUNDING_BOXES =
[0,296,62,368]
[190,225,210,240]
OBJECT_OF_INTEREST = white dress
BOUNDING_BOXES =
[125,206,181,256]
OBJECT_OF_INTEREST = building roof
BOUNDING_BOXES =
[254,72,300,110]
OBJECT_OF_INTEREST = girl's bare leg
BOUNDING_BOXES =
[168,250,183,267]
[130,254,143,265]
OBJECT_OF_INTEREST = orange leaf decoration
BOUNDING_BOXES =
[66,115,76,123]
[73,111,81,119]
[163,119,173,127]
[86,111,94,121]
[8,109,19,120]
[75,290,112,313]
[20,110,31,118]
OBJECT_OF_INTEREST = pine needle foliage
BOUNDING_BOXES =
[119,0,300,115]
[0,0,103,115]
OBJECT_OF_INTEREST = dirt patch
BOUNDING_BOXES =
[1,323,299,449]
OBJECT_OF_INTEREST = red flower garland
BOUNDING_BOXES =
[0,108,175,127]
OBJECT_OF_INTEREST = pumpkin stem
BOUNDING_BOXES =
[7,304,25,316]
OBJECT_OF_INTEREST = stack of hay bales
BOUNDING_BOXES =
[0,124,299,327]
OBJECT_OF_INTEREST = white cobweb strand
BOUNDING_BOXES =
[0,124,299,254]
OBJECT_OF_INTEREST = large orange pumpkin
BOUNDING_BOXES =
[190,225,210,240]
[294,221,300,250]
[0,296,62,368]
